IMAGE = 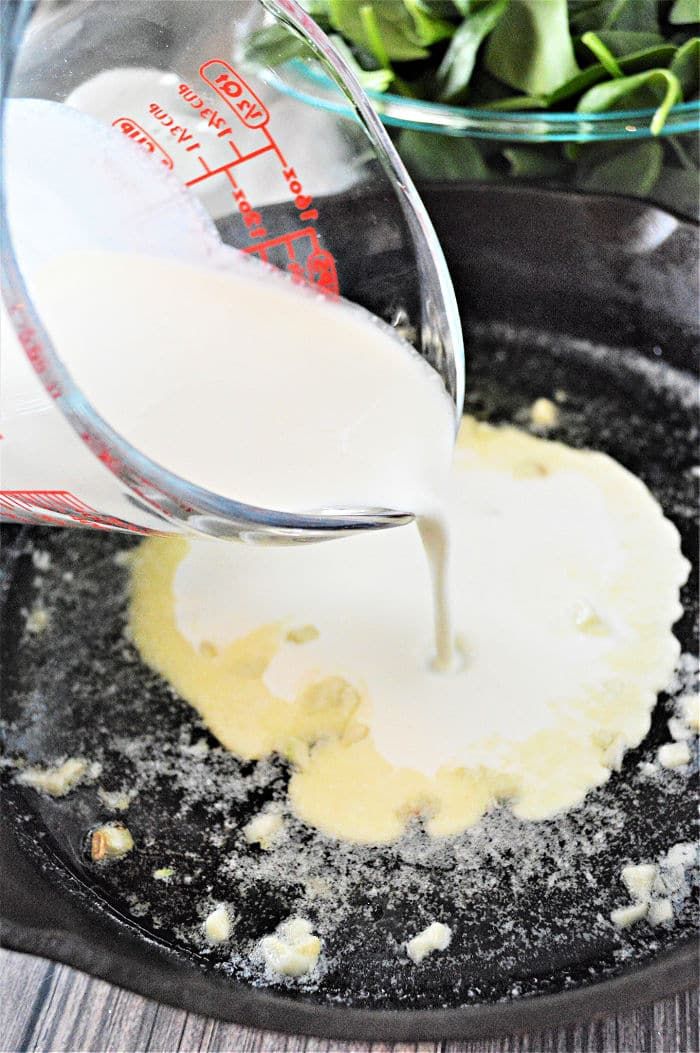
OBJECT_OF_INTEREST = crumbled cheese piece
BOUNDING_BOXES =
[31,549,51,571]
[286,624,320,644]
[24,604,50,635]
[554,389,568,404]
[610,902,647,928]
[259,917,321,977]
[113,549,134,566]
[573,601,607,635]
[406,921,452,964]
[668,717,690,741]
[91,823,134,861]
[204,905,232,944]
[621,863,657,902]
[657,741,691,768]
[153,867,174,881]
[681,694,699,732]
[243,810,284,850]
[637,760,658,776]
[97,786,133,811]
[18,757,87,797]
[62,570,74,583]
[647,898,673,926]
[529,397,559,429]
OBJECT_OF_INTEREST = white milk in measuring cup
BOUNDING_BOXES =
[2,93,458,664]
[3,96,454,526]
[1,47,362,536]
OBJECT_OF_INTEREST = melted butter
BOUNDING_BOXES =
[129,419,688,843]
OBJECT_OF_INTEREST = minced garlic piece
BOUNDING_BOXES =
[31,549,51,572]
[622,863,657,901]
[657,741,691,768]
[243,810,284,850]
[610,902,647,928]
[647,898,673,926]
[24,604,50,635]
[91,822,134,861]
[153,867,174,881]
[204,905,232,944]
[406,921,452,964]
[668,717,690,741]
[18,757,87,797]
[97,786,133,811]
[529,397,559,429]
[259,917,321,977]
[681,695,699,732]
[665,842,696,869]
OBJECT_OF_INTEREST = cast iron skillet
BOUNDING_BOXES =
[1,185,698,1041]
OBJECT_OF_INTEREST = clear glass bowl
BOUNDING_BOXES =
[274,61,700,221]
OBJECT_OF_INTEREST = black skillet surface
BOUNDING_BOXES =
[1,185,698,1041]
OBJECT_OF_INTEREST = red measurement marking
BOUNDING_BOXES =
[306,249,340,296]
[199,59,269,129]
[0,490,150,533]
[147,104,203,152]
[245,228,339,296]
[112,117,174,169]
[8,304,62,397]
[177,84,233,138]
[185,133,282,192]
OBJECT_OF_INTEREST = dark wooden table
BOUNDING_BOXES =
[1,949,697,1052]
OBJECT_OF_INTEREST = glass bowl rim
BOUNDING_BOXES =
[284,60,700,140]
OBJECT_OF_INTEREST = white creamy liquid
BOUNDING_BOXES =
[129,420,689,841]
[5,98,458,668]
[30,251,458,664]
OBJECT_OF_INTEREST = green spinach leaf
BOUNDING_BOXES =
[576,67,683,132]
[437,0,509,100]
[326,0,430,61]
[403,0,457,46]
[600,0,659,32]
[484,0,580,94]
[669,36,700,96]
[502,145,570,177]
[398,128,490,177]
[586,30,665,55]
[568,0,658,33]
[329,34,396,91]
[576,138,663,193]
[669,0,700,25]
[580,31,624,75]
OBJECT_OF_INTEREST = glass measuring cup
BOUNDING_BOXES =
[0,0,464,542]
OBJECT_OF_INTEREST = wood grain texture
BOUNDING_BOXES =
[1,950,697,1053]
